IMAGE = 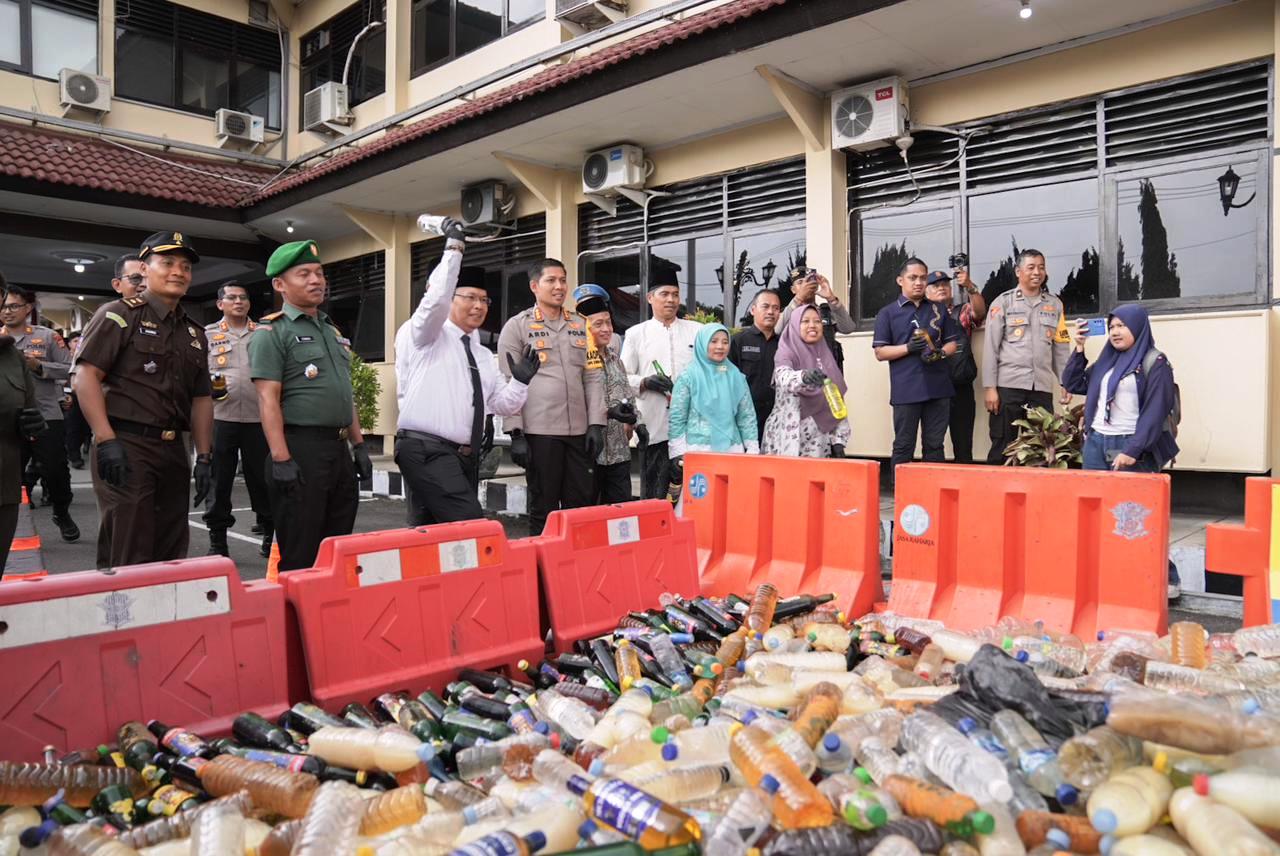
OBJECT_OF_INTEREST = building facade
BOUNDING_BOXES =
[0,0,1275,473]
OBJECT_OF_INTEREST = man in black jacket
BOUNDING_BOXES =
[728,289,782,440]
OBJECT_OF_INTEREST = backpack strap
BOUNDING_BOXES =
[1141,347,1166,374]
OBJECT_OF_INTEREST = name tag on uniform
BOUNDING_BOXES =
[336,336,351,347]
[294,335,314,343]
[742,345,761,354]
[138,326,158,336]
[1008,317,1027,327]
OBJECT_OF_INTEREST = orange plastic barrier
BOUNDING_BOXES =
[1204,477,1277,628]
[888,464,1170,638]
[284,521,542,709]
[682,452,883,619]
[0,557,300,762]
[2,488,44,577]
[532,500,700,653]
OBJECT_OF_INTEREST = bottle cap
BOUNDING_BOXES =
[741,710,758,726]
[988,779,1013,804]
[1016,650,1030,663]
[661,743,679,761]
[1056,784,1079,806]
[517,660,530,670]
[1192,773,1210,796]
[823,734,841,752]
[1152,751,1169,773]
[651,726,670,744]
[865,803,888,828]
[525,831,548,853]
[1091,807,1117,833]
[1046,828,1072,850]
[808,632,818,642]
[535,722,550,735]
[621,677,634,690]
[587,758,605,777]
[760,774,780,794]
[547,732,561,750]
[577,821,597,839]
[415,744,437,763]
[1243,698,1262,715]
[1096,631,1106,641]
[968,810,994,835]
[957,717,976,734]
[1002,636,1014,650]
[670,633,695,644]
[853,767,873,785]
[1099,834,1117,856]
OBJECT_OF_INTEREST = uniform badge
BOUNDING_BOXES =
[30,338,42,345]
[1013,328,1024,339]
[188,326,198,338]
[191,339,202,350]
[538,352,548,364]
[138,327,158,337]
[305,363,319,379]
[143,360,157,374]
[217,355,227,366]
[140,320,157,328]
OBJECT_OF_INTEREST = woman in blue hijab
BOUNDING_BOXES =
[668,324,759,460]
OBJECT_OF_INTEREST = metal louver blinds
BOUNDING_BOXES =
[410,214,547,282]
[728,159,806,227]
[964,101,1097,187]
[848,134,960,206]
[325,251,384,301]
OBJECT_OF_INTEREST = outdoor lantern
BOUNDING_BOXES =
[715,265,724,287]
[1217,165,1255,216]
[762,259,777,285]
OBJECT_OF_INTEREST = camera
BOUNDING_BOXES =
[948,252,969,269]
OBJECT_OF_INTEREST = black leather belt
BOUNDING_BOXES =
[111,418,181,441]
[396,429,472,457]
[285,425,350,441]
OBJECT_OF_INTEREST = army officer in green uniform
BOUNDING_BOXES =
[251,240,372,571]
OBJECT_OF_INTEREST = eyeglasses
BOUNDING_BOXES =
[0,304,28,312]
[118,274,145,285]
[453,294,492,305]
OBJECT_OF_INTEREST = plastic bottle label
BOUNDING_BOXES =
[455,833,521,856]
[240,748,308,772]
[1020,748,1055,776]
[161,728,206,758]
[591,779,663,839]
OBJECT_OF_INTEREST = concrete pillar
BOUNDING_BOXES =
[495,154,579,285]
[99,0,115,77]
[386,0,413,115]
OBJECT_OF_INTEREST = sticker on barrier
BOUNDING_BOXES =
[531,500,701,653]
[888,463,1171,638]
[285,520,542,709]
[682,452,883,619]
[0,557,298,762]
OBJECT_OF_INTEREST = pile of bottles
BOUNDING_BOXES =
[3,585,1280,856]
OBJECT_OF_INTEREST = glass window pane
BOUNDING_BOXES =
[234,61,280,128]
[0,1,19,67]
[352,29,385,103]
[353,288,386,361]
[507,0,543,29]
[580,254,642,334]
[457,0,502,56]
[179,47,230,112]
[116,30,174,105]
[649,237,724,325]
[730,228,804,327]
[32,6,96,78]
[969,179,1100,314]
[1117,162,1259,303]
[859,207,955,320]
[412,0,450,70]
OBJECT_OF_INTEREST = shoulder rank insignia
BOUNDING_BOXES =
[122,296,146,308]
[261,311,284,322]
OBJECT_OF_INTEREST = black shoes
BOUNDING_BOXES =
[53,512,79,543]
[207,530,230,557]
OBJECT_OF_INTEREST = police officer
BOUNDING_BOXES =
[74,232,214,567]
[0,286,78,541]
[251,240,371,572]
[497,258,606,535]
[982,249,1071,464]
[203,281,272,558]
[779,267,856,373]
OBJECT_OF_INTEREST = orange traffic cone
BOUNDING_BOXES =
[266,540,281,583]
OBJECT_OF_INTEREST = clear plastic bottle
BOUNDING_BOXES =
[703,785,773,856]
[1233,623,1280,658]
[819,710,905,775]
[854,736,906,785]
[360,784,429,836]
[1106,691,1280,755]
[805,625,852,654]
[1142,660,1246,694]
[956,718,1010,766]
[256,817,302,856]
[0,763,146,807]
[1168,785,1278,856]
[930,630,983,664]
[458,733,554,781]
[118,791,254,850]
[651,681,715,723]
[647,634,694,689]
[913,644,946,682]
[745,584,779,636]
[47,825,140,856]
[728,725,833,828]
[291,780,364,856]
[867,835,922,856]
[745,651,847,679]
[626,764,730,804]
[658,721,734,765]
[533,688,599,740]
[1086,766,1171,836]
[305,725,435,772]
[196,755,318,819]
[763,624,795,652]
[449,830,547,856]
[1192,768,1280,827]
[973,800,1025,856]
[189,800,244,856]
[900,711,1014,804]
[426,778,498,811]
[1169,621,1208,669]
[988,711,1077,805]
[1005,771,1049,817]
[1057,726,1143,790]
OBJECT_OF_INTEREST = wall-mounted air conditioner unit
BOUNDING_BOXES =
[831,76,909,152]
[555,0,627,33]
[303,81,351,135]
[215,108,265,146]
[59,69,111,116]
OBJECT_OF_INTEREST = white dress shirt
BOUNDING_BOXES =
[395,247,528,443]
[619,316,702,443]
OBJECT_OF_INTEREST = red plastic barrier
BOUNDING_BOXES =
[3,488,44,576]
[682,453,883,620]
[888,464,1170,638]
[0,557,299,762]
[285,521,543,709]
[1204,477,1278,628]
[532,500,701,653]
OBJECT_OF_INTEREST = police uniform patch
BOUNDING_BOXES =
[143,360,157,374]
[138,326,158,337]
[105,311,128,328]
[217,355,227,366]
[304,363,319,379]
[191,339,202,350]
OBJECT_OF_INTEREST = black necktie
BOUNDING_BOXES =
[461,334,484,459]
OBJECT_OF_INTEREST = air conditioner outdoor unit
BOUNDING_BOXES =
[461,181,514,229]
[582,144,646,196]
[555,0,627,31]
[59,69,111,115]
[215,108,265,145]
[831,76,909,151]
[303,81,351,134]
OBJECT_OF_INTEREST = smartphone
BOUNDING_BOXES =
[1077,318,1107,337]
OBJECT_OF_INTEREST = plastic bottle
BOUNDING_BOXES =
[646,634,694,689]
[1142,661,1246,694]
[881,775,994,837]
[0,763,146,807]
[195,755,318,818]
[657,721,734,765]
[1057,726,1143,790]
[930,630,983,664]
[305,725,436,772]
[46,825,140,855]
[627,764,730,805]
[458,734,555,781]
[806,625,852,654]
[973,800,1026,856]
[1013,811,1100,854]
[745,584,779,636]
[449,830,548,856]
[762,624,795,652]
[359,784,430,836]
[117,791,254,849]
[867,836,921,856]
[703,786,773,856]
[1106,692,1280,755]
[728,725,833,828]
[290,780,364,856]
[855,737,906,785]
[913,644,946,682]
[1086,766,1172,836]
[1106,833,1193,856]
[651,681,715,723]
[900,711,1013,804]
[989,711,1077,805]
[611,641,643,691]
[1168,785,1279,856]
[1233,623,1280,658]
[1169,622,1208,669]
[956,718,1010,766]
[819,711,904,775]
[189,800,244,856]
[1192,768,1280,827]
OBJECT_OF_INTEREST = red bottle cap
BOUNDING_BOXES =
[1192,773,1210,796]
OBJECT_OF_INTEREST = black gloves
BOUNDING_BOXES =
[641,374,673,395]
[906,334,927,355]
[509,430,530,469]
[800,369,826,387]
[585,425,606,462]
[96,438,131,489]
[607,401,637,425]
[193,455,212,507]
[669,456,684,484]
[18,407,46,438]
[271,458,304,498]
[507,345,541,385]
[439,216,467,243]
[830,444,845,459]
[635,424,649,448]
[353,442,373,481]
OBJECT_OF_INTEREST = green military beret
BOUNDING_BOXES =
[266,240,323,277]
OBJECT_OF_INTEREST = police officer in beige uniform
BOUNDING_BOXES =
[497,258,606,535]
[203,281,272,558]
[982,248,1072,464]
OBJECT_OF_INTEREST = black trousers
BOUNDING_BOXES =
[266,432,359,572]
[595,460,632,505]
[525,434,593,536]
[641,440,671,501]
[65,395,90,464]
[396,434,484,526]
[0,502,18,577]
[891,398,952,471]
[92,433,190,568]
[949,384,977,464]
[21,419,72,515]
[203,420,271,532]
[987,387,1054,465]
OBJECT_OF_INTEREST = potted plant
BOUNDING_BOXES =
[1003,404,1085,468]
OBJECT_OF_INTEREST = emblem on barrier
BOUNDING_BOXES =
[899,504,931,538]
[1111,502,1151,541]
[99,590,135,630]
[688,473,708,500]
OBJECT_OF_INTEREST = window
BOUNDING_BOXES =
[581,254,643,333]
[300,0,386,117]
[323,251,385,361]
[848,62,1271,321]
[411,0,543,76]
[114,0,282,129]
[730,228,806,326]
[0,0,97,80]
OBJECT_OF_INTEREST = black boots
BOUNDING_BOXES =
[207,529,230,557]
[52,509,79,542]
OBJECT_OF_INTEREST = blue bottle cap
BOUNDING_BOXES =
[1097,630,1106,641]
[760,774,780,794]
[534,721,550,735]
[661,742,679,761]
[1100,834,1117,856]
[577,821,597,839]
[1015,650,1030,663]
[823,734,841,752]
[588,758,605,777]
[463,805,480,824]
[1057,783,1079,806]
[1047,828,1072,850]
[742,710,758,726]
[957,717,976,734]
[415,743,437,762]
[525,831,548,853]
[1091,807,1117,833]
[1243,698,1262,715]
[670,633,695,644]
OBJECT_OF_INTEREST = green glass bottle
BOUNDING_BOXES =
[441,707,514,741]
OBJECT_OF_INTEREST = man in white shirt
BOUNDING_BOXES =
[620,273,702,499]
[394,218,541,525]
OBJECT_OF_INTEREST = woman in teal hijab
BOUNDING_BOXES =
[668,323,759,460]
